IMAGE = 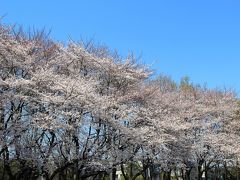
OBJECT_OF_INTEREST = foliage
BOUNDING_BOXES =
[0,22,239,180]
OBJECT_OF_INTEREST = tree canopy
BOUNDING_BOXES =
[0,23,240,180]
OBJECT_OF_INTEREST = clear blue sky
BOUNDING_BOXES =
[1,0,240,93]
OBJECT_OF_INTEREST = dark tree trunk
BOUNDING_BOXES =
[163,171,171,180]
[204,162,208,180]
[121,163,128,180]
[198,168,203,180]
[111,167,116,180]
[185,169,191,180]
[237,162,240,180]
[198,163,204,180]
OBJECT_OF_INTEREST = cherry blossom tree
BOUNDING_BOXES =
[0,22,239,180]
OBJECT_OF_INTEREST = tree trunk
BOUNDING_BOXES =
[130,163,133,180]
[237,162,240,180]
[173,168,179,180]
[198,165,203,180]
[121,163,128,180]
[204,162,208,180]
[163,171,171,180]
[110,167,116,180]
[185,169,191,180]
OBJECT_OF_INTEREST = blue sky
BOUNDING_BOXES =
[1,0,240,93]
